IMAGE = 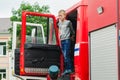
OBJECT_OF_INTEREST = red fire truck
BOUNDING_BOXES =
[14,0,120,80]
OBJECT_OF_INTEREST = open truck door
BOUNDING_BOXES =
[14,11,61,77]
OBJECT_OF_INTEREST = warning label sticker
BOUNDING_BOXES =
[74,43,80,56]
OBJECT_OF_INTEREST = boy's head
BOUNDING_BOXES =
[58,9,66,21]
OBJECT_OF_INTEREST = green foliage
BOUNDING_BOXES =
[8,1,50,49]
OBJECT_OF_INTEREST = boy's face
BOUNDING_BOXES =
[58,12,66,21]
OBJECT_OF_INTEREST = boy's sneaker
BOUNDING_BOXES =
[61,69,72,76]
[67,69,72,73]
[61,70,68,76]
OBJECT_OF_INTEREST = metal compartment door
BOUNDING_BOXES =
[90,24,118,80]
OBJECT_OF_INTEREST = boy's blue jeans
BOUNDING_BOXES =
[61,39,72,70]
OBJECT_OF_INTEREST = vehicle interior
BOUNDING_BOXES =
[66,10,77,72]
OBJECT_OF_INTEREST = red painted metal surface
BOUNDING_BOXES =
[20,11,60,75]
[74,6,88,80]
[117,0,120,19]
[118,0,120,29]
[88,0,117,32]
[47,75,51,80]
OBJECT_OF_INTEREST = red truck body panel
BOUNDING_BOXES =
[88,0,117,32]
[88,0,120,80]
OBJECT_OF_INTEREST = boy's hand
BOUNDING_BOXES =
[70,35,75,41]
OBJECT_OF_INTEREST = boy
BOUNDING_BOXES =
[57,9,75,75]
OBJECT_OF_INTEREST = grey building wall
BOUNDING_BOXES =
[0,18,11,33]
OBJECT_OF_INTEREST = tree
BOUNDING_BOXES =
[8,1,50,49]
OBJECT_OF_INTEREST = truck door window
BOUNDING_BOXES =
[26,25,45,44]
[48,18,56,44]
[26,16,56,45]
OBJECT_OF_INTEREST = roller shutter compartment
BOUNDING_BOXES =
[90,24,118,80]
